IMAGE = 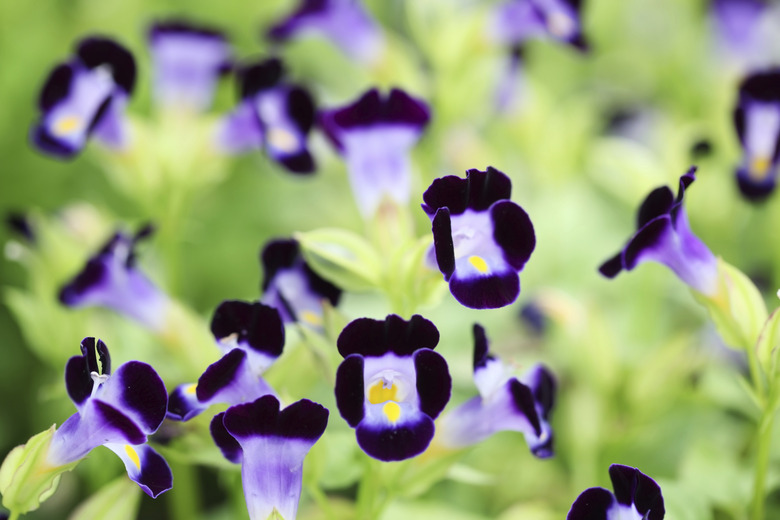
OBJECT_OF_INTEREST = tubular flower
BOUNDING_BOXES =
[334,314,451,461]
[422,167,536,309]
[167,300,284,421]
[320,88,431,217]
[733,70,780,200]
[266,0,384,64]
[599,167,718,296]
[216,58,316,174]
[210,395,329,520]
[148,20,232,112]
[47,338,172,498]
[437,324,555,457]
[567,464,665,520]
[260,238,342,328]
[59,226,170,331]
[492,0,588,51]
[31,37,136,158]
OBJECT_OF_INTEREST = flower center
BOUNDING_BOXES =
[124,444,141,470]
[368,379,398,404]
[53,115,84,137]
[90,371,109,398]
[468,255,489,274]
[749,156,772,180]
[267,127,298,153]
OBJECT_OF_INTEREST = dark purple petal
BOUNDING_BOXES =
[261,238,300,287]
[527,365,556,420]
[39,64,74,111]
[210,300,285,358]
[65,355,92,408]
[414,349,451,419]
[491,200,535,271]
[623,217,673,270]
[637,187,675,228]
[356,413,434,461]
[59,259,106,304]
[334,354,365,427]
[337,314,440,358]
[166,384,204,422]
[422,167,512,216]
[519,301,549,335]
[266,0,329,41]
[286,86,316,135]
[80,337,111,376]
[609,464,665,520]
[330,88,382,129]
[272,148,315,174]
[103,361,168,433]
[76,37,136,94]
[222,395,328,441]
[472,323,492,371]
[449,269,520,309]
[238,58,285,98]
[107,443,173,498]
[385,88,431,127]
[93,401,147,445]
[736,168,777,200]
[566,487,615,520]
[431,208,455,278]
[196,348,249,403]
[509,379,542,437]
[210,412,243,463]
[598,253,623,278]
[739,70,780,104]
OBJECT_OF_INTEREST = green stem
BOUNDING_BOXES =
[306,483,337,520]
[356,458,382,520]
[8,511,20,520]
[167,460,199,520]
[750,406,776,520]
[747,345,767,407]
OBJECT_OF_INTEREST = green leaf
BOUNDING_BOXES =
[67,477,141,520]
[296,228,383,292]
[0,425,79,515]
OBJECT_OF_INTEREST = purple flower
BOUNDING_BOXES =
[167,300,284,421]
[148,20,232,112]
[59,226,170,331]
[712,0,770,71]
[267,0,384,63]
[733,70,780,200]
[31,37,136,158]
[567,464,665,520]
[260,238,342,328]
[437,324,555,457]
[320,88,431,217]
[47,338,172,498]
[422,167,536,309]
[210,395,328,520]
[216,58,316,174]
[334,314,451,461]
[599,168,718,296]
[491,0,588,51]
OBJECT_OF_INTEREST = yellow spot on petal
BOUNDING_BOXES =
[749,156,772,181]
[300,310,322,327]
[468,255,489,274]
[125,444,141,470]
[53,115,83,136]
[383,401,401,423]
[267,127,298,153]
[185,383,197,395]
[368,381,398,404]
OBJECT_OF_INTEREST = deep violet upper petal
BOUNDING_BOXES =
[509,379,542,437]
[431,208,455,278]
[636,187,674,229]
[739,70,780,103]
[334,354,365,427]
[598,252,624,278]
[286,86,316,134]
[80,337,111,376]
[472,323,492,371]
[277,398,329,440]
[196,348,248,402]
[491,200,535,271]
[336,314,440,358]
[76,37,137,94]
[414,349,451,419]
[39,63,74,111]
[529,366,556,419]
[623,216,673,270]
[65,355,92,407]
[384,88,431,127]
[566,487,614,520]
[609,464,665,520]
[238,58,285,98]
[422,167,512,216]
[222,394,328,441]
[261,238,300,290]
[210,300,285,358]
[110,361,168,432]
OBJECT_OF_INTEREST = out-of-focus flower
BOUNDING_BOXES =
[732,70,780,200]
[148,20,232,112]
[599,167,718,296]
[266,0,384,64]
[436,324,555,457]
[59,226,170,331]
[210,395,328,520]
[260,238,341,328]
[167,300,283,421]
[47,338,172,498]
[422,167,536,309]
[334,314,451,461]
[567,464,665,520]
[216,58,316,174]
[31,37,136,158]
[491,0,588,51]
[712,0,770,71]
[5,213,35,243]
[320,88,431,217]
